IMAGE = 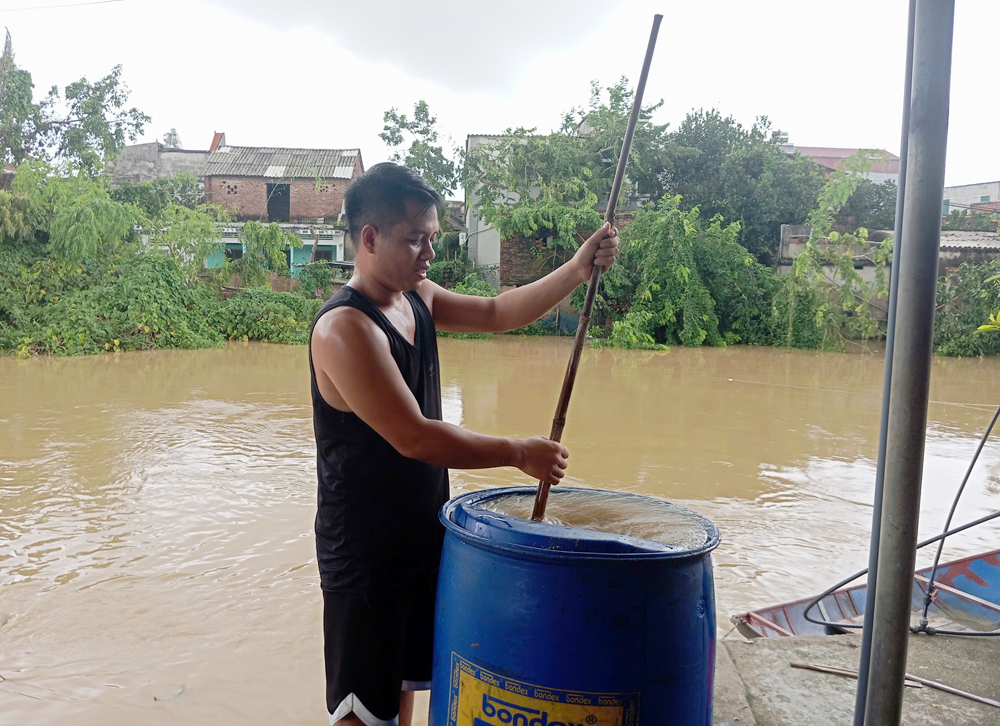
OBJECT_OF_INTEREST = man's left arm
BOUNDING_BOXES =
[427,223,619,334]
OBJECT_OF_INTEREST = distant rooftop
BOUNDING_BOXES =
[204,146,361,179]
[938,230,1000,250]
[794,146,900,174]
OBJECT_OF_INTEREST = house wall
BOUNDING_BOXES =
[942,182,1000,213]
[205,177,269,217]
[205,176,350,221]
[108,142,209,184]
[288,178,350,220]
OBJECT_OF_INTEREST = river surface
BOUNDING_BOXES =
[2,337,999,724]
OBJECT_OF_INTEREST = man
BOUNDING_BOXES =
[309,162,619,726]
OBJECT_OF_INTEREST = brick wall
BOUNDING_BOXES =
[289,178,350,220]
[499,216,633,287]
[205,176,351,221]
[205,177,268,218]
[500,237,571,286]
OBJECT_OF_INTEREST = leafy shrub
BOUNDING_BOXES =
[1,250,223,356]
[427,255,472,288]
[210,288,322,344]
[934,260,1000,357]
[296,260,338,300]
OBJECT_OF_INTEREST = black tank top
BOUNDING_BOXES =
[308,285,450,594]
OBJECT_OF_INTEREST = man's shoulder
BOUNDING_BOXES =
[312,304,382,349]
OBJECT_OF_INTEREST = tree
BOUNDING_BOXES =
[836,178,897,231]
[464,79,681,256]
[110,173,202,216]
[0,31,43,165]
[380,100,460,196]
[662,110,826,264]
[227,221,301,288]
[591,196,776,349]
[0,32,148,175]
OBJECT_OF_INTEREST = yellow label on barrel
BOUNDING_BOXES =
[447,653,640,726]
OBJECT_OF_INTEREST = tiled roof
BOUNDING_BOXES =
[204,146,360,179]
[939,230,1000,250]
[796,146,900,161]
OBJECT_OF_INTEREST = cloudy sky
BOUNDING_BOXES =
[4,0,998,194]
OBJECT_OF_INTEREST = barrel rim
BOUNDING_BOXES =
[440,486,720,561]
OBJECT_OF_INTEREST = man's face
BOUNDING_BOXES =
[371,200,439,291]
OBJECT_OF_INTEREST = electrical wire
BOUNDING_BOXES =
[1,0,123,12]
[803,406,1000,636]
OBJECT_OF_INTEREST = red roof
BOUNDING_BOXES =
[796,146,899,174]
[209,132,226,152]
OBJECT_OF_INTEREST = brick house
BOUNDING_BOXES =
[203,144,364,222]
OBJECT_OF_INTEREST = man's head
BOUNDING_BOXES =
[345,163,445,291]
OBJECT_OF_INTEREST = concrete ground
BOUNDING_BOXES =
[714,632,1000,725]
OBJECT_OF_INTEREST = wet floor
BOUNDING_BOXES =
[2,337,999,724]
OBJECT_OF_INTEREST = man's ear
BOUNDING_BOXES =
[361,224,377,254]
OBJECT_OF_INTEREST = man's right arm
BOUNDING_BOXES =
[312,307,569,485]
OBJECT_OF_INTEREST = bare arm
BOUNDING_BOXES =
[428,223,619,333]
[311,307,568,483]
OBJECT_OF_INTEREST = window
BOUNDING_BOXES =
[225,246,243,260]
[942,199,950,215]
[982,195,991,203]
[313,248,333,262]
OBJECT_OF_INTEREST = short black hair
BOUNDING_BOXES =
[344,162,444,240]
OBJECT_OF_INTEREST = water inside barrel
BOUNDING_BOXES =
[476,490,708,548]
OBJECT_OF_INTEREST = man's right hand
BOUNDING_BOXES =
[511,436,569,486]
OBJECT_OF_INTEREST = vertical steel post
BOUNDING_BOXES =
[852,1,916,723]
[863,2,955,724]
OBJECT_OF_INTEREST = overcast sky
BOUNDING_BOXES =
[4,0,998,194]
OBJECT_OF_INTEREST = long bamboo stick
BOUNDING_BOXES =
[791,662,1000,709]
[531,14,663,522]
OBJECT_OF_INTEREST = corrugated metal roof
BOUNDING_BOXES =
[204,146,360,179]
[939,230,1000,250]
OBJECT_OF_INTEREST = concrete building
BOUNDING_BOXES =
[791,146,900,184]
[205,221,349,270]
[203,145,363,223]
[942,181,1000,215]
[464,134,511,287]
[778,225,1000,313]
[108,140,211,184]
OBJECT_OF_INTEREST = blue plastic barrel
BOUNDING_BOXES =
[429,486,720,726]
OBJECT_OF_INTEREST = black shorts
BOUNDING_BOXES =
[324,576,438,726]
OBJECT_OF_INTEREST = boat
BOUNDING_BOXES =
[732,548,1000,639]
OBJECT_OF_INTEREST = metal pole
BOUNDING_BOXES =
[852,1,916,722]
[863,2,954,724]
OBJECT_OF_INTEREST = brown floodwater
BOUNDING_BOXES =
[2,337,999,724]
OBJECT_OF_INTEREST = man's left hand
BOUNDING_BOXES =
[573,222,620,283]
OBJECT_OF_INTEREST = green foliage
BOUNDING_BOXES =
[836,179,897,231]
[934,261,1000,357]
[296,260,338,300]
[0,31,42,166]
[427,254,472,288]
[227,220,300,287]
[210,288,321,344]
[1,32,147,174]
[942,209,1000,232]
[807,150,885,239]
[590,197,773,348]
[662,110,826,263]
[380,100,460,196]
[144,202,229,283]
[0,249,224,356]
[770,232,892,350]
[464,79,676,252]
[110,173,202,216]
